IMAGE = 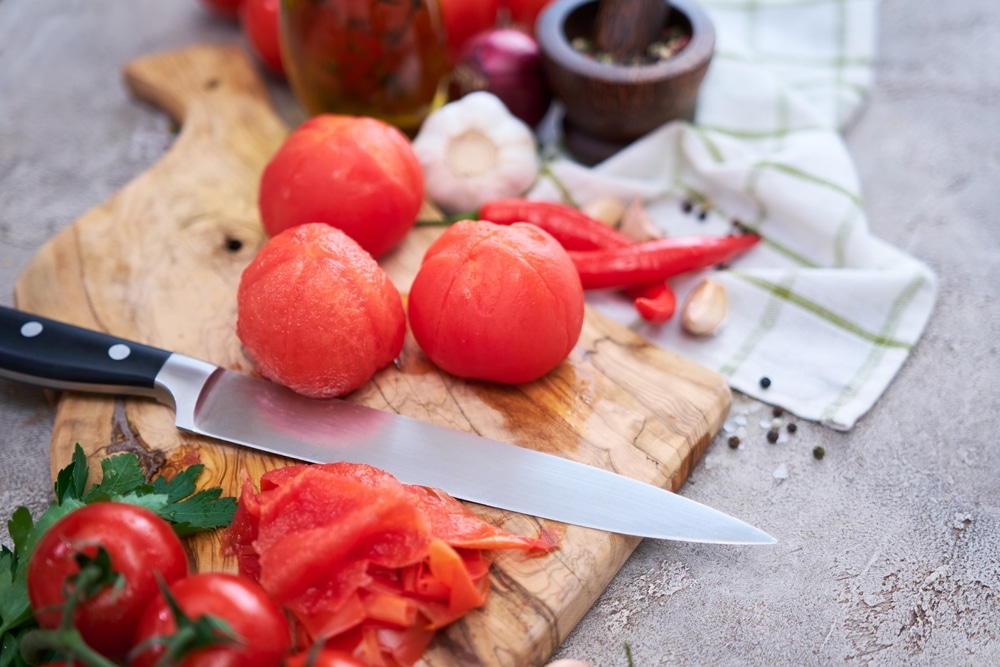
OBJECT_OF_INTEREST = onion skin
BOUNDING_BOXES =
[448,28,552,128]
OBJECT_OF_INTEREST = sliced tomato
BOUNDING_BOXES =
[223,463,558,667]
[406,484,558,551]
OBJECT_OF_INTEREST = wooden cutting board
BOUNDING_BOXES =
[13,44,730,666]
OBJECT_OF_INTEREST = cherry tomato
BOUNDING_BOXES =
[130,572,292,667]
[27,502,189,660]
[197,0,244,19]
[241,0,284,76]
[438,0,500,59]
[283,650,366,667]
[502,0,555,33]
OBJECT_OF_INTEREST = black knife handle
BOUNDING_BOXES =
[0,305,172,397]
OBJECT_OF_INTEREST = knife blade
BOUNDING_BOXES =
[0,305,775,545]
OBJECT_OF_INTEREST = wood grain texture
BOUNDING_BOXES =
[13,44,730,666]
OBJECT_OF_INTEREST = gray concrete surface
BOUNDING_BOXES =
[1,0,998,665]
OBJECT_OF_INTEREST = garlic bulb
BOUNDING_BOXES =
[411,92,540,214]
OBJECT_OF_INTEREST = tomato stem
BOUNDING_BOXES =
[128,575,244,667]
[19,627,121,667]
[415,210,478,226]
[19,556,120,667]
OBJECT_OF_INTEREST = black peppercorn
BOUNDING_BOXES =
[787,423,798,434]
[772,407,783,417]
[766,429,779,443]
[728,435,741,449]
[759,377,771,389]
[681,200,693,214]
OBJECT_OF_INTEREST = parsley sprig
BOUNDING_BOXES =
[0,444,236,667]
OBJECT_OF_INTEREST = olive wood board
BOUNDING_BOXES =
[13,44,731,667]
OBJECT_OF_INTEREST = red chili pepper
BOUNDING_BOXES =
[479,199,627,251]
[568,234,761,290]
[479,199,678,322]
[626,282,677,323]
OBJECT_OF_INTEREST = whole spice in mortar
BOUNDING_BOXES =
[571,25,690,66]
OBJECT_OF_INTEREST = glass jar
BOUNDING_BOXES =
[280,0,450,136]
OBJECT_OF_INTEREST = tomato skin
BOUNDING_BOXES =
[130,572,291,667]
[241,0,284,76]
[26,502,189,660]
[502,0,555,33]
[407,220,585,384]
[258,114,424,259]
[438,0,500,59]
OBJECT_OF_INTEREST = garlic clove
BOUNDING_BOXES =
[681,279,728,336]
[618,198,663,242]
[581,197,627,227]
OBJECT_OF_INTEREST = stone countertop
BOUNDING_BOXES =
[1,0,998,664]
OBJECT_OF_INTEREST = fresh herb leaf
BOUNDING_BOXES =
[111,491,171,514]
[1,444,238,662]
[1,629,32,667]
[53,443,89,503]
[6,508,32,568]
[0,548,32,636]
[158,488,238,537]
[83,453,151,502]
[152,463,203,504]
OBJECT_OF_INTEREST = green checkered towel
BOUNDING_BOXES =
[529,0,937,430]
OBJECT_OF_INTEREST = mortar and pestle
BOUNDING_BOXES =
[536,0,715,165]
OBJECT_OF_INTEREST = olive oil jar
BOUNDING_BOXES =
[280,0,450,136]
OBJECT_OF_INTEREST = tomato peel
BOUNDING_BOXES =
[223,463,558,666]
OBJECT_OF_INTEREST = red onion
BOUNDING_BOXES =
[448,28,553,129]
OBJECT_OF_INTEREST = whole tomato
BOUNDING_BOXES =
[241,0,284,76]
[258,114,424,259]
[236,223,406,399]
[27,502,189,660]
[438,0,500,59]
[197,0,244,19]
[407,220,585,384]
[130,572,291,667]
[502,0,556,33]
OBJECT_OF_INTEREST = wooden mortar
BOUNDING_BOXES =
[536,0,715,165]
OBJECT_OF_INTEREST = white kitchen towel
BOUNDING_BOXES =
[528,0,937,430]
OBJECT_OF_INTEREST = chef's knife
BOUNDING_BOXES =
[0,306,774,545]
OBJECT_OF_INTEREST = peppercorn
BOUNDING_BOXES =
[787,422,798,434]
[697,209,708,221]
[772,407,783,417]
[728,435,740,449]
[759,376,771,389]
[766,429,779,444]
[813,446,825,460]
[681,199,693,214]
